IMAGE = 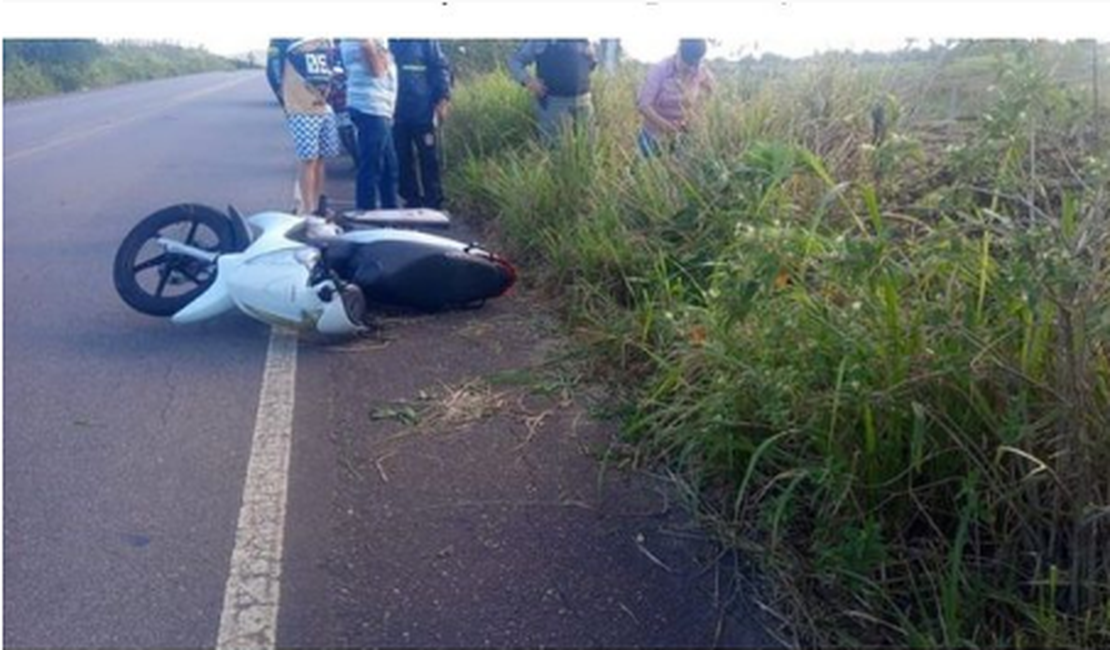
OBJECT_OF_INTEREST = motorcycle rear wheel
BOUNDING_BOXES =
[113,204,238,317]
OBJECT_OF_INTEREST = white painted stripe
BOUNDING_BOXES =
[216,326,298,650]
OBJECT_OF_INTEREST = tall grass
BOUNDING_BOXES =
[445,43,1110,646]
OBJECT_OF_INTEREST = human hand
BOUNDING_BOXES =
[525,78,547,99]
[435,100,450,123]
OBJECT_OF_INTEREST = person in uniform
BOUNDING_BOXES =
[389,39,452,210]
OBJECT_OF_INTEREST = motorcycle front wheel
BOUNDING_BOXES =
[113,204,238,317]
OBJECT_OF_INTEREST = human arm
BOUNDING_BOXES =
[361,39,390,77]
[699,67,716,97]
[428,40,452,120]
[507,41,547,98]
[639,104,684,135]
[681,67,716,129]
[584,40,599,72]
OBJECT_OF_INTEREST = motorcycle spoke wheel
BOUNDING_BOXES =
[113,204,236,317]
[132,253,168,273]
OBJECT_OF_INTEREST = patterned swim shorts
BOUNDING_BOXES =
[286,112,341,160]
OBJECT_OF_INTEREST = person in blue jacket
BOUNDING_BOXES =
[388,39,452,210]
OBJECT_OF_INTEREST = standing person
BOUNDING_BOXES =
[266,38,297,106]
[340,38,399,210]
[389,39,452,210]
[281,38,342,216]
[636,39,716,157]
[508,39,598,144]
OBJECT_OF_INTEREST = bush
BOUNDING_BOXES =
[445,40,1110,647]
[3,57,57,100]
[3,39,238,102]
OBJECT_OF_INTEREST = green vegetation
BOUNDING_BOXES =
[443,40,520,81]
[444,39,1110,646]
[3,39,244,102]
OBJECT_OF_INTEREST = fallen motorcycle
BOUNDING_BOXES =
[112,203,516,335]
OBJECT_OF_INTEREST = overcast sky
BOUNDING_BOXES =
[4,1,1107,61]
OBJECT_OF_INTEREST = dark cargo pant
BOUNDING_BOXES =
[393,121,444,210]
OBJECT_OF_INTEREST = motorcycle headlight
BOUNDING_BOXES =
[315,283,367,335]
[339,284,366,323]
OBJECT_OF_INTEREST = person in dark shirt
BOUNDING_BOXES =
[389,39,452,210]
[508,39,597,144]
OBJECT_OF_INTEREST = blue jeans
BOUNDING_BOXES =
[637,128,663,157]
[350,109,399,210]
[537,94,595,145]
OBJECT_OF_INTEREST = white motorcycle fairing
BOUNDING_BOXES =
[113,204,516,336]
[171,212,364,335]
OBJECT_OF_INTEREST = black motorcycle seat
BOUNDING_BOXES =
[319,240,360,277]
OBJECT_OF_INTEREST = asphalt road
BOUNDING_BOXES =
[4,70,292,647]
[4,71,779,648]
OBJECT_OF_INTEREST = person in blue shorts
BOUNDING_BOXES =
[282,38,342,216]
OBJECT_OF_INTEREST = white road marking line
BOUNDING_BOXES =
[216,326,298,650]
[4,74,252,163]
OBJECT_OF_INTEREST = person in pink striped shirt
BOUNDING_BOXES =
[636,39,715,157]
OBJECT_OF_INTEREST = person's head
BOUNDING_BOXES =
[677,39,708,71]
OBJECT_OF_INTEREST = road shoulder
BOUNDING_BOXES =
[281,284,778,647]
